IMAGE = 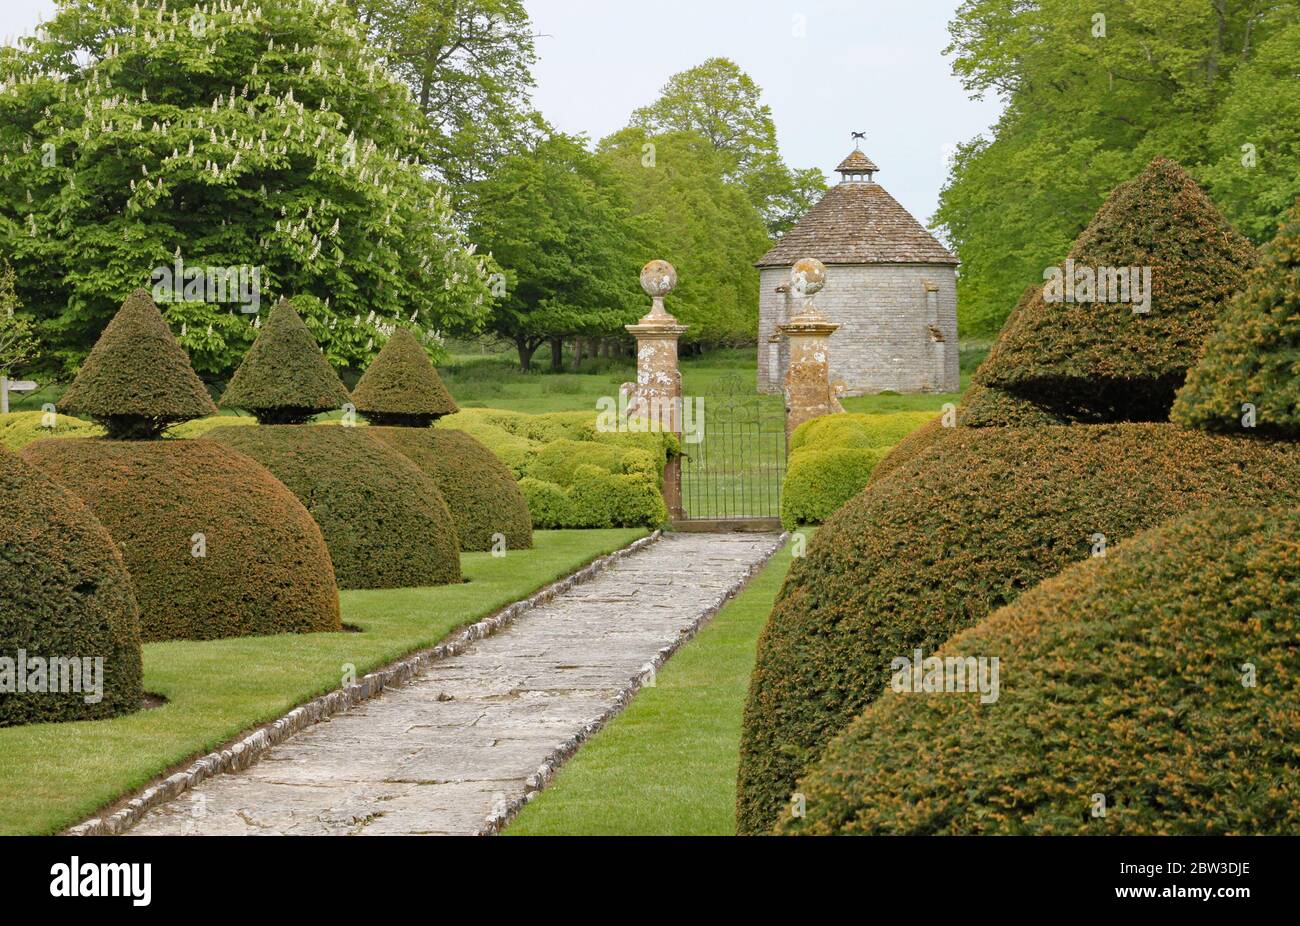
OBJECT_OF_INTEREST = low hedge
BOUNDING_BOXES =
[440,408,676,529]
[207,425,462,589]
[369,427,533,552]
[21,438,340,642]
[736,423,1300,834]
[782,507,1300,835]
[1,447,143,726]
[0,411,103,451]
[167,416,257,439]
[781,412,936,527]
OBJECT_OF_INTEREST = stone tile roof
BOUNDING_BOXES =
[835,149,879,173]
[756,181,959,267]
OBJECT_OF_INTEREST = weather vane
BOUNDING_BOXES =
[851,131,866,150]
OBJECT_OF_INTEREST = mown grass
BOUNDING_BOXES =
[505,531,810,836]
[0,529,644,836]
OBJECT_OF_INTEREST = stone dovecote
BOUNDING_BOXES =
[756,144,960,396]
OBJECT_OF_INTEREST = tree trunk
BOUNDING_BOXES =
[516,336,537,372]
[550,337,564,372]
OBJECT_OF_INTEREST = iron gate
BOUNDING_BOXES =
[679,374,786,523]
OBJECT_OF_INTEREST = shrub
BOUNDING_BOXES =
[21,438,340,642]
[0,447,142,726]
[781,412,939,527]
[439,410,536,476]
[167,416,258,439]
[0,411,102,451]
[57,290,217,438]
[972,158,1255,422]
[525,439,632,485]
[518,477,575,528]
[369,426,532,552]
[219,298,351,423]
[866,416,946,486]
[207,425,461,589]
[1173,198,1300,438]
[781,507,1300,835]
[521,467,666,529]
[957,383,1067,428]
[736,423,1300,834]
[351,328,458,427]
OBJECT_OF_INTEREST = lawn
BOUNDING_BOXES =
[0,528,645,836]
[505,530,809,836]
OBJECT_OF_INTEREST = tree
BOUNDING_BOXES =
[0,0,493,377]
[0,261,38,377]
[631,57,824,235]
[347,0,538,191]
[936,0,1297,336]
[598,127,771,347]
[467,131,643,371]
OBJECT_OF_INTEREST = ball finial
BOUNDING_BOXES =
[640,260,677,298]
[791,257,826,297]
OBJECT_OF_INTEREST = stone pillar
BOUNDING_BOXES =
[778,258,844,443]
[621,260,687,519]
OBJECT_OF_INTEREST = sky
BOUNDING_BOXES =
[1,0,1005,232]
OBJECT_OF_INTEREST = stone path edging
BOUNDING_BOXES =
[482,531,786,835]
[64,530,663,837]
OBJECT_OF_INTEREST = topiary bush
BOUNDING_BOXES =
[207,425,462,589]
[1,447,143,726]
[21,438,340,642]
[736,423,1300,834]
[369,426,532,552]
[956,383,1068,428]
[518,477,575,528]
[351,328,458,428]
[167,416,258,439]
[220,298,351,423]
[972,158,1255,422]
[0,411,103,450]
[781,507,1300,835]
[1173,198,1300,438]
[781,412,938,528]
[57,290,218,439]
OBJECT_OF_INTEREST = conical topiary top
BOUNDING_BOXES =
[59,289,217,439]
[974,157,1256,422]
[220,298,352,424]
[1172,198,1300,438]
[351,328,459,427]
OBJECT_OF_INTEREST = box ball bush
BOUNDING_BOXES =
[369,426,532,552]
[21,438,340,642]
[781,507,1300,835]
[1173,197,1300,438]
[972,158,1255,422]
[208,425,462,589]
[737,423,1300,834]
[0,411,103,451]
[0,447,143,726]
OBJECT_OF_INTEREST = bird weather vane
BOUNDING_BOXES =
[851,131,866,150]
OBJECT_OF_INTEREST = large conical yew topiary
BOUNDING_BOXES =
[351,328,458,428]
[1172,198,1300,438]
[58,289,217,438]
[973,158,1255,422]
[220,298,352,423]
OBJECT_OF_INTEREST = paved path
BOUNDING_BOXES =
[128,532,781,836]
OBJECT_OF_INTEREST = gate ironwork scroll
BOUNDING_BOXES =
[679,374,786,521]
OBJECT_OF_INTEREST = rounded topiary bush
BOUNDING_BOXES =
[369,426,532,552]
[1,447,143,726]
[1173,197,1300,438]
[781,447,887,528]
[737,423,1300,834]
[21,438,339,642]
[0,411,103,450]
[781,507,1300,835]
[207,425,462,589]
[973,158,1255,422]
[867,415,946,486]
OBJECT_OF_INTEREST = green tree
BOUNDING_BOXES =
[598,126,771,347]
[347,0,538,191]
[0,0,492,377]
[631,57,824,236]
[936,0,1297,336]
[467,131,642,371]
[0,262,39,379]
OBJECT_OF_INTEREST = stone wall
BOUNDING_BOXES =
[757,263,959,396]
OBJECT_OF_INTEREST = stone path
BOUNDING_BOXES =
[127,532,781,836]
